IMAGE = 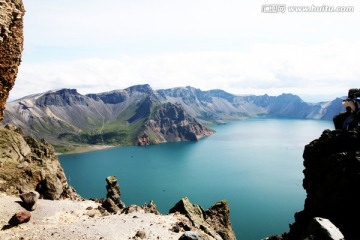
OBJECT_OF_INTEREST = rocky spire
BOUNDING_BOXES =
[102,176,126,213]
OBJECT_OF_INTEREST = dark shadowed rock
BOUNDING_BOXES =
[281,130,360,240]
[134,230,146,239]
[20,191,40,211]
[8,211,31,226]
[102,198,121,214]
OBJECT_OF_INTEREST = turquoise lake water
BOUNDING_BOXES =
[59,118,333,240]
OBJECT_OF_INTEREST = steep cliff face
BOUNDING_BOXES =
[0,0,25,123]
[283,129,360,240]
[138,102,214,145]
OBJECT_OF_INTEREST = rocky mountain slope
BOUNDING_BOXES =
[4,86,214,152]
[157,86,343,123]
[0,0,25,122]
[4,85,342,152]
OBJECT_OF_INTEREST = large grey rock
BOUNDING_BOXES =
[304,217,344,240]
[179,231,204,240]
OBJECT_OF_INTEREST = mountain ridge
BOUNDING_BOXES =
[4,84,343,153]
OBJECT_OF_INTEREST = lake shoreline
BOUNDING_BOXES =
[56,144,116,155]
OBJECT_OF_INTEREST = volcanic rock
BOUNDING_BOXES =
[8,211,31,226]
[169,197,236,240]
[282,129,360,240]
[0,0,25,123]
[20,191,40,211]
[102,176,125,213]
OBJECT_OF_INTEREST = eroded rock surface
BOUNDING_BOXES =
[0,125,80,200]
[169,197,236,240]
[0,0,25,123]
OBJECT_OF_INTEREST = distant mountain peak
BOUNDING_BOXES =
[125,84,153,94]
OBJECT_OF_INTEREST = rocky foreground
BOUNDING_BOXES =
[0,125,235,240]
[0,193,228,240]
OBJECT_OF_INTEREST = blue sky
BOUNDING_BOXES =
[9,0,360,102]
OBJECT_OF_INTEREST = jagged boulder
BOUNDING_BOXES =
[169,197,206,228]
[205,200,235,240]
[169,197,236,240]
[0,0,25,123]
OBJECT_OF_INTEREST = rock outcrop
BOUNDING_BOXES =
[169,197,236,240]
[139,102,214,145]
[0,125,80,200]
[0,0,25,123]
[280,129,360,240]
[102,176,125,213]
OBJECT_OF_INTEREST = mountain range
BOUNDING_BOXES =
[4,84,343,152]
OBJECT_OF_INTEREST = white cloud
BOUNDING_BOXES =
[12,0,360,102]
[10,40,360,102]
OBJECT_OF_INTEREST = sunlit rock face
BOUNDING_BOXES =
[0,0,25,123]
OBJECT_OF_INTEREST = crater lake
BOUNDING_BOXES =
[59,118,333,239]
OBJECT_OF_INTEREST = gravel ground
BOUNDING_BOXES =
[0,193,188,240]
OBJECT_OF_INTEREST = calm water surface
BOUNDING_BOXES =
[59,118,333,240]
